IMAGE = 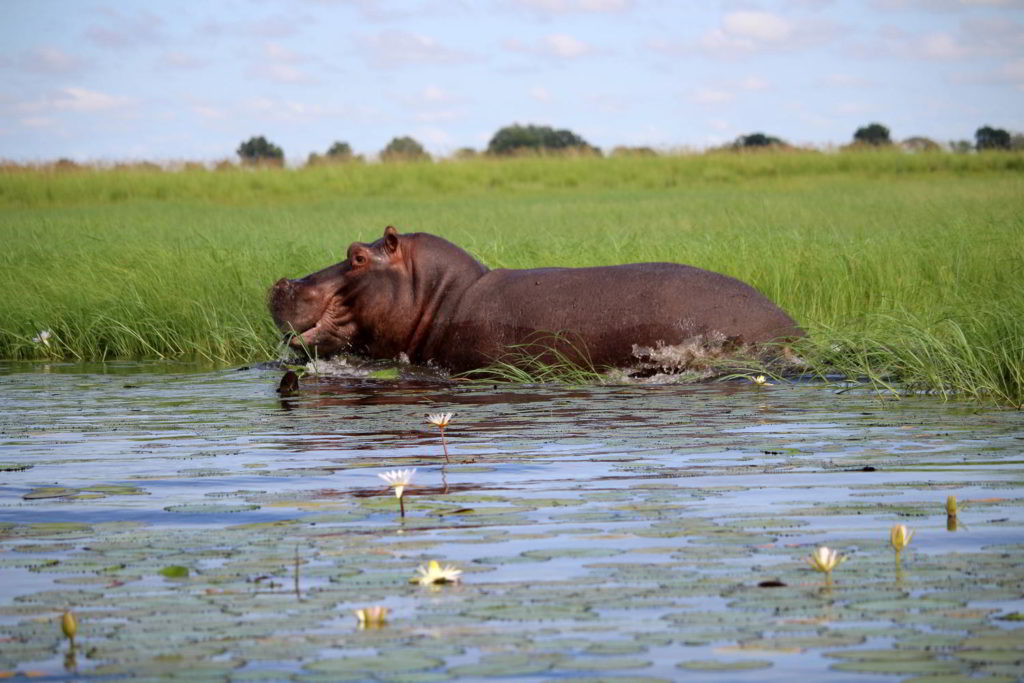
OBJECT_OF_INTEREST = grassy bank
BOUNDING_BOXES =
[2,151,1022,405]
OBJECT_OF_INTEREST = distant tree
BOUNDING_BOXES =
[975,125,1011,151]
[326,141,353,159]
[901,136,940,153]
[487,124,597,155]
[733,132,786,149]
[948,139,973,154]
[1011,133,1024,151]
[380,136,429,161]
[308,141,360,167]
[452,147,479,160]
[237,135,284,165]
[852,122,892,147]
[610,146,658,157]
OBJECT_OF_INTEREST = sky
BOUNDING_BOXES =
[1,0,1022,163]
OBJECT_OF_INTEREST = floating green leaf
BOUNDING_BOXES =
[159,565,190,578]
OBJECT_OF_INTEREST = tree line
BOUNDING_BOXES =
[235,123,1022,165]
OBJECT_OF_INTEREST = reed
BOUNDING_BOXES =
[1,152,1021,404]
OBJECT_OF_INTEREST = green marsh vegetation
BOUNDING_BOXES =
[1,150,1022,405]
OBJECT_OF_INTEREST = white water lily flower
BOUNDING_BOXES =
[378,468,416,499]
[752,374,773,386]
[32,330,52,346]
[411,559,462,586]
[426,412,453,428]
[889,524,914,552]
[806,546,844,574]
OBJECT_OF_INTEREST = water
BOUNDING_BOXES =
[1,361,1023,681]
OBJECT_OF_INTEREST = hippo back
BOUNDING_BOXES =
[433,262,802,372]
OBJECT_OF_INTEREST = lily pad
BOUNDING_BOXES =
[825,649,937,662]
[159,565,190,578]
[830,660,963,675]
[164,503,260,514]
[303,655,436,675]
[677,659,773,671]
[22,486,78,500]
[448,653,563,677]
[557,657,653,671]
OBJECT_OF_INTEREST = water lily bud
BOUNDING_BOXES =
[61,610,77,642]
[354,605,390,627]
[889,524,914,552]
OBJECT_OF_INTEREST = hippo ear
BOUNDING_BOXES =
[383,226,400,254]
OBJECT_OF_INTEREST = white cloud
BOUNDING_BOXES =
[53,87,132,112]
[920,32,970,59]
[723,11,792,42]
[423,85,452,103]
[358,30,475,68]
[243,14,304,39]
[403,86,466,124]
[959,17,1024,57]
[693,88,735,104]
[510,0,632,14]
[20,46,83,74]
[851,19,1023,61]
[257,64,313,84]
[687,10,835,56]
[530,85,552,101]
[834,101,874,115]
[872,0,1024,9]
[955,57,1024,87]
[1003,58,1024,84]
[84,8,165,49]
[160,51,207,70]
[821,73,873,87]
[248,42,316,84]
[20,116,59,129]
[264,42,303,63]
[415,126,453,147]
[588,93,628,112]
[545,33,593,58]
[414,109,465,123]
[505,33,596,59]
[191,104,227,121]
[738,76,771,90]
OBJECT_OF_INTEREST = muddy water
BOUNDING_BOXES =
[1,362,1023,681]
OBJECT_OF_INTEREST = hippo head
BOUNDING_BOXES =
[268,226,487,360]
[268,226,405,358]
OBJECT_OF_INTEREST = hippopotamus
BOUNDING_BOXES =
[268,226,803,374]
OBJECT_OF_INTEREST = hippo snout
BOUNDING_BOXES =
[268,276,339,340]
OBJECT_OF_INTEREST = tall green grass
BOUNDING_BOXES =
[1,151,1022,405]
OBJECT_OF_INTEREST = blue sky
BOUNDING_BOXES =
[1,0,1022,162]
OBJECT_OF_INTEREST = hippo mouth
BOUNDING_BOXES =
[285,295,355,356]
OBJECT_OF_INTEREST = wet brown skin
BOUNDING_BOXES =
[268,226,804,373]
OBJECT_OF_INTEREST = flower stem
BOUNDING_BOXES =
[439,427,450,463]
[399,495,405,518]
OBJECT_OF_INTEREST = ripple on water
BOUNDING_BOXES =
[0,362,1023,680]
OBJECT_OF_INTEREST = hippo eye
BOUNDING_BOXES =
[352,253,367,266]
